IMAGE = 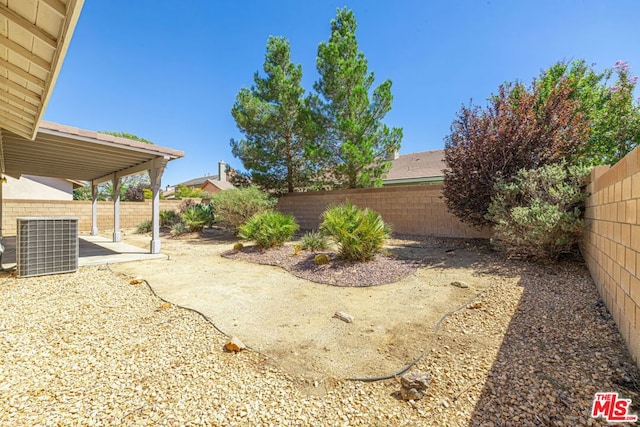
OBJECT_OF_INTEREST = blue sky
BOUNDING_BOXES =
[44,0,640,186]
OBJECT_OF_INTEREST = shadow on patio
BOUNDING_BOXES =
[1,235,166,269]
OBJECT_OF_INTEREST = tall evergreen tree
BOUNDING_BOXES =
[311,7,402,188]
[231,36,315,193]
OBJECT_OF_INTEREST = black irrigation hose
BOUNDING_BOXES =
[434,284,493,334]
[344,281,495,383]
[104,265,275,360]
[104,266,230,337]
[141,279,232,339]
[105,265,495,384]
[344,351,425,382]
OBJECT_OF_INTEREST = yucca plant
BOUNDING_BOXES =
[181,207,207,232]
[170,222,188,236]
[180,202,215,232]
[195,202,216,227]
[135,219,152,234]
[159,210,181,228]
[238,211,299,249]
[320,201,390,262]
[300,231,329,251]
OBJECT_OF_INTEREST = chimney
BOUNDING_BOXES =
[218,161,227,182]
[386,150,399,161]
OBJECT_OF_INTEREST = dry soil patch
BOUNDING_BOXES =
[113,230,495,379]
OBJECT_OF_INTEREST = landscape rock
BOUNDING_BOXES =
[224,336,246,352]
[333,311,354,323]
[450,280,469,288]
[398,371,431,401]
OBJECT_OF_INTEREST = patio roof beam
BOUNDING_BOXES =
[0,35,51,72]
[0,88,39,112]
[36,129,181,158]
[0,4,58,49]
[2,141,152,162]
[93,158,169,185]
[0,59,46,89]
[0,103,35,125]
[0,112,32,136]
[41,0,67,17]
[0,76,42,103]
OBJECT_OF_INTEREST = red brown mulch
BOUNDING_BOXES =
[221,245,418,287]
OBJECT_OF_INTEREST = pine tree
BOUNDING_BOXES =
[311,7,402,188]
[231,36,315,193]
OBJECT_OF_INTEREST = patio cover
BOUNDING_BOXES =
[0,122,184,253]
[0,1,186,255]
[1,121,183,183]
[0,0,84,140]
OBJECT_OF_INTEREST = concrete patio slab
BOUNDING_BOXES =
[0,235,167,269]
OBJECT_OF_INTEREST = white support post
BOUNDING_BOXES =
[91,181,98,236]
[112,174,121,242]
[149,157,168,254]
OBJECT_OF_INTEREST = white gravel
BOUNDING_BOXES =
[1,256,638,426]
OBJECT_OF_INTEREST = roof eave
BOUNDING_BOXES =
[29,0,85,140]
[36,125,184,159]
[382,176,444,186]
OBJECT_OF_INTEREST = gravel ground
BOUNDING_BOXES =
[222,245,417,287]
[1,242,639,425]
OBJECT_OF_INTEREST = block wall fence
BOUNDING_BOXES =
[0,199,187,235]
[276,184,490,238]
[2,170,638,365]
[582,146,640,366]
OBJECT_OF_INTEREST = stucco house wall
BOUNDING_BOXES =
[3,175,75,200]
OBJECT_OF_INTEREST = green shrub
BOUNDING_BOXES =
[486,162,590,260]
[320,201,390,262]
[300,231,329,251]
[238,211,299,249]
[179,198,198,214]
[182,207,204,232]
[170,222,188,236]
[160,210,181,228]
[212,187,276,231]
[180,202,215,232]
[135,219,152,234]
[196,202,216,227]
[175,184,212,199]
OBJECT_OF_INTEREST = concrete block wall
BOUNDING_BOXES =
[1,199,187,235]
[277,185,490,238]
[582,147,640,365]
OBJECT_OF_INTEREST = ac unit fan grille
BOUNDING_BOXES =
[17,217,79,278]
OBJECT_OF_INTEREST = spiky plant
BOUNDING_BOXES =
[238,211,299,249]
[320,201,390,262]
[300,231,329,251]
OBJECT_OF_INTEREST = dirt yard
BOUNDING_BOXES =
[113,230,499,380]
[3,228,639,425]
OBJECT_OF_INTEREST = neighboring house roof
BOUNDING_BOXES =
[383,149,446,185]
[177,175,220,187]
[201,179,236,191]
